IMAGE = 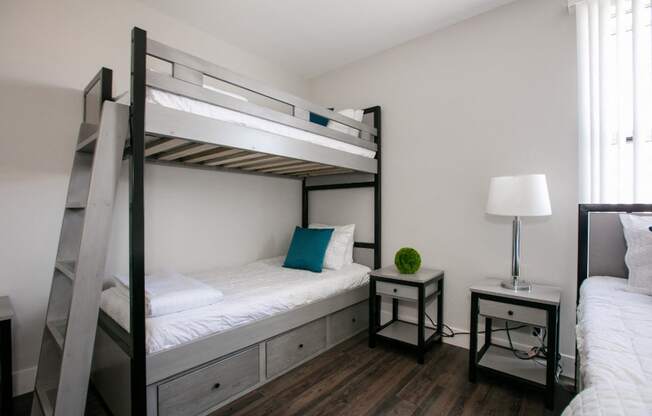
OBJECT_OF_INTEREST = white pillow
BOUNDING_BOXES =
[619,214,652,295]
[327,109,363,137]
[309,223,355,270]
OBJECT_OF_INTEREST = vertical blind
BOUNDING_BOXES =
[574,0,652,203]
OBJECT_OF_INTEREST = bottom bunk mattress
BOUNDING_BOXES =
[564,276,652,415]
[100,257,370,354]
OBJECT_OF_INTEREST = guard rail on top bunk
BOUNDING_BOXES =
[123,27,382,414]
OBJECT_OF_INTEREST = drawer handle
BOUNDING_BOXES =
[393,288,397,293]
[298,343,304,349]
[352,318,357,323]
[212,382,221,390]
[508,310,514,316]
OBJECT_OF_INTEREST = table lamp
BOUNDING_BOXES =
[486,174,551,291]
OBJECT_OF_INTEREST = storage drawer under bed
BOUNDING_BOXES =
[329,300,368,345]
[478,299,547,327]
[266,318,326,378]
[157,346,259,416]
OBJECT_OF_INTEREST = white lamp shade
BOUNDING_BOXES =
[486,174,552,217]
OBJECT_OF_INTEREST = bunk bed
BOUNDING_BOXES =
[89,27,382,416]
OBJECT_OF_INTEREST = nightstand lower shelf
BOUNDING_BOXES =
[477,345,546,385]
[377,321,437,346]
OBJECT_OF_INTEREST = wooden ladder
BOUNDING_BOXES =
[31,69,128,416]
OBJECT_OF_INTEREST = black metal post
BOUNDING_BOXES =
[545,305,559,410]
[469,293,478,382]
[129,26,147,416]
[368,279,376,348]
[301,178,308,228]
[369,107,382,269]
[0,320,12,415]
[437,278,444,342]
[417,285,425,364]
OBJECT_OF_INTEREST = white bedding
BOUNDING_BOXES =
[563,276,652,415]
[146,87,376,159]
[100,257,370,354]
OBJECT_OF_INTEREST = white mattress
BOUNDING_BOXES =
[146,87,377,159]
[564,276,652,415]
[100,257,370,354]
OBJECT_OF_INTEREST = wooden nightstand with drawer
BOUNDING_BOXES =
[468,279,561,410]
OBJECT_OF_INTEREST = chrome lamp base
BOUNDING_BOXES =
[501,216,532,291]
[501,277,532,291]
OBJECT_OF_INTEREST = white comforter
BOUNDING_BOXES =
[101,257,370,354]
[146,87,376,159]
[563,276,652,415]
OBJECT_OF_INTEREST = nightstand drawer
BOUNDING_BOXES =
[376,282,418,300]
[478,299,546,326]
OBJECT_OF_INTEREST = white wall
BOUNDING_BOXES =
[309,0,578,370]
[0,0,305,394]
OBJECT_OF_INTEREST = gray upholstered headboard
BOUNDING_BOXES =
[587,213,628,278]
[578,204,652,301]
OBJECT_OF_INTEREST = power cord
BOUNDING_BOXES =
[422,312,573,391]
[424,312,566,382]
[424,312,527,337]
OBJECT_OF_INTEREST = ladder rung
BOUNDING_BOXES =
[55,261,75,281]
[46,319,67,350]
[76,131,98,153]
[65,201,86,209]
[35,385,55,416]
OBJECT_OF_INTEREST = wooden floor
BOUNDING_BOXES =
[211,333,572,416]
[13,333,572,416]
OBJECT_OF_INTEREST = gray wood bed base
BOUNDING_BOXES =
[92,285,369,416]
[140,36,378,178]
[84,27,381,416]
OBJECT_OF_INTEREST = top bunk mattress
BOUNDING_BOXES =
[145,87,377,159]
[577,276,652,389]
[100,257,370,354]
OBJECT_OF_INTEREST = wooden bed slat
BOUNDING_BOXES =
[265,163,326,174]
[144,138,186,157]
[243,159,304,171]
[224,155,281,169]
[157,143,217,161]
[182,147,239,163]
[279,165,335,175]
[204,152,262,167]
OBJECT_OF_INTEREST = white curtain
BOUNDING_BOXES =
[574,0,652,203]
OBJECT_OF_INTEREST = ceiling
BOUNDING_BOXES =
[138,0,516,79]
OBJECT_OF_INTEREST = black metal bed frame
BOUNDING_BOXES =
[575,203,652,390]
[122,27,382,414]
[576,203,652,301]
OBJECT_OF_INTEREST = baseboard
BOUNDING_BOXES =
[13,366,36,396]
[379,310,575,380]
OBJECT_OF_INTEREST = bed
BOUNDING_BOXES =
[79,28,384,416]
[144,86,377,159]
[100,257,370,354]
[562,205,652,416]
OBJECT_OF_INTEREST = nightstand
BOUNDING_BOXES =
[0,296,13,415]
[368,266,444,364]
[468,279,560,410]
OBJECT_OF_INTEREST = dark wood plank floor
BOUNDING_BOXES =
[211,333,572,416]
[13,333,572,416]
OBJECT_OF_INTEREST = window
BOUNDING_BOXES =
[574,0,652,203]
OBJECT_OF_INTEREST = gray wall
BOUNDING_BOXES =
[0,0,306,394]
[308,0,578,369]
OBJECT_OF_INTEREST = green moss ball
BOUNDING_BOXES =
[394,247,421,274]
